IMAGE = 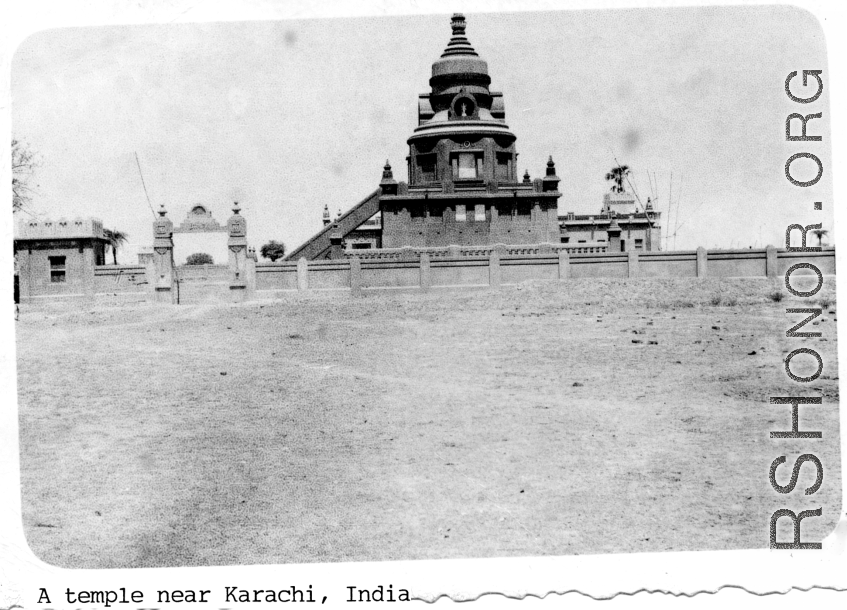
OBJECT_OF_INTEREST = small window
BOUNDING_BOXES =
[428,205,443,218]
[458,153,476,179]
[452,152,482,180]
[351,243,372,250]
[455,204,467,222]
[410,205,425,219]
[561,237,570,244]
[496,202,512,217]
[417,153,437,183]
[634,238,644,250]
[49,256,66,283]
[516,201,532,216]
[474,204,486,221]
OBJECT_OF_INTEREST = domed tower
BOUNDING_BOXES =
[408,13,517,186]
[379,13,562,249]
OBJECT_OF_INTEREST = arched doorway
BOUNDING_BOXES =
[152,202,253,304]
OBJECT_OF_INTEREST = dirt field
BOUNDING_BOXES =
[15,278,842,568]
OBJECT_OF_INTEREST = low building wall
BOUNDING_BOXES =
[255,246,836,295]
[93,265,150,293]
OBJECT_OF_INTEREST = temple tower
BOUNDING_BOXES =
[379,13,561,249]
[407,13,517,187]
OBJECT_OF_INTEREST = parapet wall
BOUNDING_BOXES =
[16,217,105,240]
[19,246,836,303]
[344,242,607,260]
[256,247,836,293]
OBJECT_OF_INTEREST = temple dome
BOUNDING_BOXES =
[430,14,490,83]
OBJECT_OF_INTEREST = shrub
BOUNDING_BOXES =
[261,240,287,262]
[186,252,214,265]
[768,290,784,302]
[723,296,738,307]
[709,294,722,306]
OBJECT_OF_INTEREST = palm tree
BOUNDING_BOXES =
[102,228,129,265]
[605,164,631,193]
[812,228,829,247]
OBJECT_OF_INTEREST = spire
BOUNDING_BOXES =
[542,156,560,192]
[430,13,489,86]
[441,13,479,58]
[523,169,531,184]
[382,159,394,181]
[380,159,398,194]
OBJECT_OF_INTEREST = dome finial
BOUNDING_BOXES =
[441,13,478,58]
[451,13,466,35]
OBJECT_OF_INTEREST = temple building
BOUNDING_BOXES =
[289,13,660,260]
[288,13,564,260]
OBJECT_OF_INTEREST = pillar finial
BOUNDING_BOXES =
[232,201,241,214]
[158,203,168,217]
[380,159,398,194]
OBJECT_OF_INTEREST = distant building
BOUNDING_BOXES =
[14,217,109,299]
[559,192,662,252]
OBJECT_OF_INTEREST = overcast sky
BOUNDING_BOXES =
[11,5,832,262]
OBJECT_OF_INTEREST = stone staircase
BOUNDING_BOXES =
[286,189,381,261]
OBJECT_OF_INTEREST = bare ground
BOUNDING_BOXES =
[15,277,842,568]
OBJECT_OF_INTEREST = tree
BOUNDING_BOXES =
[12,138,40,213]
[812,228,829,247]
[260,240,287,262]
[605,164,631,193]
[186,252,214,265]
[102,228,129,265]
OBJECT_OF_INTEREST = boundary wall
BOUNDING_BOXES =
[18,246,836,303]
[255,246,836,295]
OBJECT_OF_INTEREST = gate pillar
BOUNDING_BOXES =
[227,202,249,302]
[152,204,176,303]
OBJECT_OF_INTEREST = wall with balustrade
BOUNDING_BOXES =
[254,246,836,294]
